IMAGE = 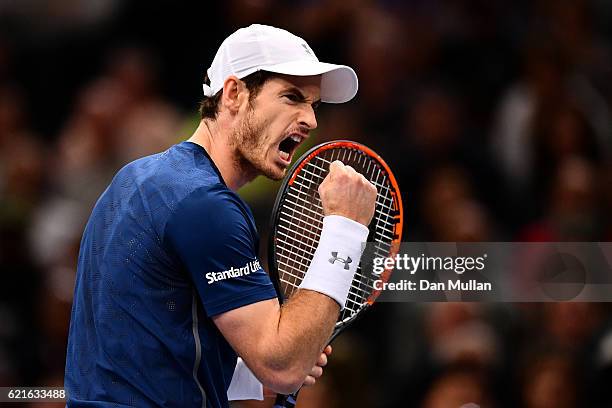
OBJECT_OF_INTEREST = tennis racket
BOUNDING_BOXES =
[268,140,403,408]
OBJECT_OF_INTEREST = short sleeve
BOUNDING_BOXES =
[164,186,277,316]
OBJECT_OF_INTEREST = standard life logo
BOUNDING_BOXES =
[206,259,262,284]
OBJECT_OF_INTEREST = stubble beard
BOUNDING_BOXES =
[231,107,286,181]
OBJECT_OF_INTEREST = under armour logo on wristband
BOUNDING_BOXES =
[329,252,352,270]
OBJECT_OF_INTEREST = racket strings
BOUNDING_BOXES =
[274,147,398,321]
[289,178,397,226]
[279,153,383,317]
[298,160,397,211]
[288,180,397,244]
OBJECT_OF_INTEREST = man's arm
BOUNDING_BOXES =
[214,290,336,394]
[215,161,377,394]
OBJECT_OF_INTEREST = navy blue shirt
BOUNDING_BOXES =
[65,141,277,407]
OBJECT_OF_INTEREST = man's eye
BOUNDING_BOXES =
[283,94,299,102]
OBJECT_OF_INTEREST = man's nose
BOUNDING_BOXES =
[298,105,318,130]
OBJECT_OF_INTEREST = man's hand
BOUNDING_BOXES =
[318,160,377,226]
[302,345,332,386]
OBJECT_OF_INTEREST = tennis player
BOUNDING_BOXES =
[65,24,376,407]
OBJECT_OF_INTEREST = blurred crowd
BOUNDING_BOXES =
[1,1,611,407]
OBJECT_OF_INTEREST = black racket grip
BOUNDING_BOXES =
[273,389,300,408]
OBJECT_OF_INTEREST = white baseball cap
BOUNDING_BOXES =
[202,24,358,104]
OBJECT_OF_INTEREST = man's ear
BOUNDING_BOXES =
[220,76,249,114]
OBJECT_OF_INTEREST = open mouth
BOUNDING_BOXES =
[278,134,304,163]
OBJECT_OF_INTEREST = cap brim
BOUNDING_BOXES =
[261,60,358,104]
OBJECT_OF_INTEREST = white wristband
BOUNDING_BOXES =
[299,215,369,309]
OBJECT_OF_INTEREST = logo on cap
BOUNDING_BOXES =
[301,43,314,57]
[329,252,352,270]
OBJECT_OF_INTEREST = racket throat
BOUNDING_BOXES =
[274,391,299,408]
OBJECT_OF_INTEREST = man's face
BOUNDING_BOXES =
[231,74,321,180]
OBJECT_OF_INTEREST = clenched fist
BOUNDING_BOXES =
[318,160,377,226]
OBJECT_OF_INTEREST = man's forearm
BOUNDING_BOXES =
[214,290,339,394]
[264,289,338,377]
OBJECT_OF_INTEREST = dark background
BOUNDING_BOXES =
[1,1,611,407]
